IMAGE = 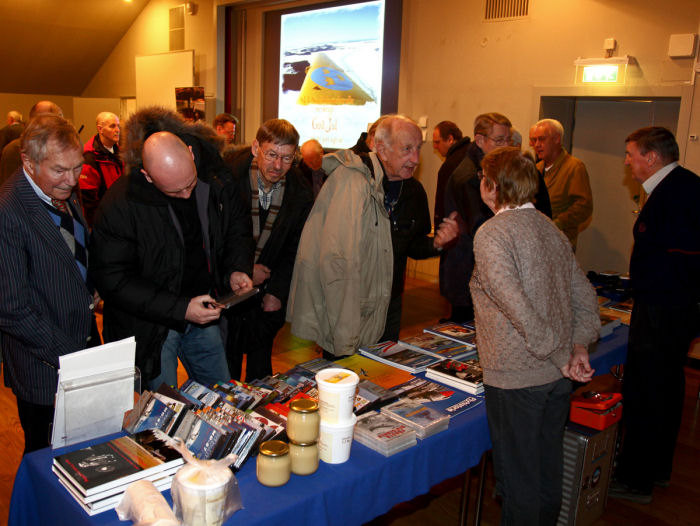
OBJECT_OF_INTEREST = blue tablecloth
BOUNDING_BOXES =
[9,326,628,526]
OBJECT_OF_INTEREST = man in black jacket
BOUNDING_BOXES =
[432,120,470,229]
[609,127,700,503]
[225,119,313,381]
[90,126,253,390]
[375,116,458,341]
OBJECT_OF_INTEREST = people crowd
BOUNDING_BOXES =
[0,100,697,524]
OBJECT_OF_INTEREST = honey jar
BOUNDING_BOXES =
[289,441,319,476]
[256,440,290,487]
[287,398,320,444]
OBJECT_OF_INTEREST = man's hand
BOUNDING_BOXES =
[561,344,595,383]
[185,294,223,325]
[252,264,271,286]
[230,271,253,294]
[434,211,459,249]
[262,293,282,312]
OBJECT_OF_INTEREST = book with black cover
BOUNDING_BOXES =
[52,429,183,497]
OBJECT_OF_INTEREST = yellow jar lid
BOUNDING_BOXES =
[259,440,289,457]
[289,398,319,413]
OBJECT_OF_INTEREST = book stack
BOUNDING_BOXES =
[425,359,484,395]
[353,411,417,456]
[52,429,183,515]
[358,340,443,373]
[380,399,450,439]
[421,322,477,348]
[390,377,483,417]
[400,331,476,361]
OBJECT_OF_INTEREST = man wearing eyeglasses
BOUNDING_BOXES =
[439,112,513,323]
[224,119,313,381]
[531,118,592,249]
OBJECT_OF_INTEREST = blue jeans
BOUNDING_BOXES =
[485,378,571,526]
[148,323,230,390]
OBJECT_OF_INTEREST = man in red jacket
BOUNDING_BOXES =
[79,111,123,226]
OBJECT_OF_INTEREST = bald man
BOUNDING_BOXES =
[298,138,327,198]
[0,100,63,185]
[90,131,254,390]
[79,111,124,226]
[0,110,24,153]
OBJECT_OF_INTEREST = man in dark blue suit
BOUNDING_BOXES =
[0,114,98,454]
[610,127,700,503]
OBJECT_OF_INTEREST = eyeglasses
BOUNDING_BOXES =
[261,148,295,165]
[487,135,509,146]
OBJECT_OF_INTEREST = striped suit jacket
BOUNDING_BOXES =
[0,170,94,405]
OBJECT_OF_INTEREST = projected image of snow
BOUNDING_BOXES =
[279,1,384,149]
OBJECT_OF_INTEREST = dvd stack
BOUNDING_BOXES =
[381,400,450,439]
[353,411,417,456]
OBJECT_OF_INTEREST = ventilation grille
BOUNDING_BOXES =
[169,6,185,51]
[484,0,529,21]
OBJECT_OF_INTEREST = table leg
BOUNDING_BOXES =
[458,464,472,526]
[474,453,487,525]
[458,453,487,526]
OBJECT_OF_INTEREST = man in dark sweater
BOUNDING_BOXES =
[609,126,700,504]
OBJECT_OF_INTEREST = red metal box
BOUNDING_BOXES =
[569,392,622,430]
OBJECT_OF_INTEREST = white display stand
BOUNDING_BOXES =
[52,338,138,449]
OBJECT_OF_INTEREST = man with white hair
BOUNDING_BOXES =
[531,118,593,249]
[79,111,123,226]
[287,114,457,356]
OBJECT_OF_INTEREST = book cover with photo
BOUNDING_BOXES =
[53,429,183,497]
[421,322,477,347]
[390,377,483,417]
[358,341,443,373]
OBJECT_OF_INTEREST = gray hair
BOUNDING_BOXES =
[535,118,564,140]
[7,111,23,124]
[374,114,420,148]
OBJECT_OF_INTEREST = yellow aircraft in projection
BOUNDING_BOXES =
[297,52,375,106]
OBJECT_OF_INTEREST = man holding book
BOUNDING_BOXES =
[90,118,253,391]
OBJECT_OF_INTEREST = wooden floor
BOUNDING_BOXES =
[0,277,698,525]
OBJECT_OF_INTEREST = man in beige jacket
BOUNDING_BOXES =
[531,118,593,249]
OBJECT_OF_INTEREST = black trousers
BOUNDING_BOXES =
[615,300,699,492]
[485,378,571,526]
[16,398,54,455]
[380,294,403,342]
[226,302,285,383]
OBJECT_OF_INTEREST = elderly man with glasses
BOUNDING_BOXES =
[440,113,521,323]
[224,118,314,381]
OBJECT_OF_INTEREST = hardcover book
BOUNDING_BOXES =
[421,322,477,347]
[334,354,414,390]
[358,341,443,373]
[52,429,183,497]
[425,359,484,395]
[390,377,483,417]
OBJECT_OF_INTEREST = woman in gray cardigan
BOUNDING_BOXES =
[470,147,600,526]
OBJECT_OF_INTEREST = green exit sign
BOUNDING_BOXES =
[582,65,619,83]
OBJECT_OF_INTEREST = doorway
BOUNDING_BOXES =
[539,97,681,274]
